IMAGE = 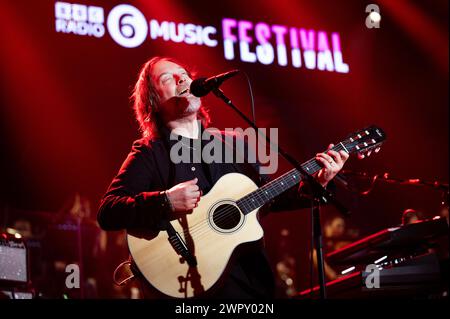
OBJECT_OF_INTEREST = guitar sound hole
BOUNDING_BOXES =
[212,204,242,230]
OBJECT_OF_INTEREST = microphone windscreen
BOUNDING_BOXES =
[190,77,208,97]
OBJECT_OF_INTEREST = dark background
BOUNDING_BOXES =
[0,0,448,298]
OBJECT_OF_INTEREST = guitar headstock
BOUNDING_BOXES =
[342,125,386,158]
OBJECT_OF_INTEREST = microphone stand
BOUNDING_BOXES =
[212,88,350,300]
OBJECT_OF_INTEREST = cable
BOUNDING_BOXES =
[359,174,380,195]
[241,70,256,126]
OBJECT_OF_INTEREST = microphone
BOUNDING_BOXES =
[190,69,239,97]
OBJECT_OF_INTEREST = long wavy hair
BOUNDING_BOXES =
[131,56,211,140]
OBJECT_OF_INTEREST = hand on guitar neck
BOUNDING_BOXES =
[313,143,380,188]
[315,143,350,188]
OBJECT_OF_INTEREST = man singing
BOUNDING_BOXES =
[97,56,349,298]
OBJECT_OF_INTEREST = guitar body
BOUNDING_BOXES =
[127,173,264,298]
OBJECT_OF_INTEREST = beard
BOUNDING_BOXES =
[183,95,201,114]
[159,94,202,121]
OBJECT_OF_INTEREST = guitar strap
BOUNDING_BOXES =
[159,126,200,267]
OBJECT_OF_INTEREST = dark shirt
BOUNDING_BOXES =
[97,125,315,298]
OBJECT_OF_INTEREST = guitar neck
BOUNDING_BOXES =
[237,142,349,214]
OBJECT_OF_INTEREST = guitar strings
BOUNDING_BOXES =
[193,139,379,236]
[179,146,344,238]
[186,142,348,234]
[180,143,349,237]
[186,140,380,241]
[189,162,327,240]
[184,157,320,234]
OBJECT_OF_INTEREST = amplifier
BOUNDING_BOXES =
[0,234,29,285]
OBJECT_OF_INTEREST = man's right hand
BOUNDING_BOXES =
[165,178,201,212]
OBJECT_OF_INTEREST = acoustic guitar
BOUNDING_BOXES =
[127,125,386,298]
